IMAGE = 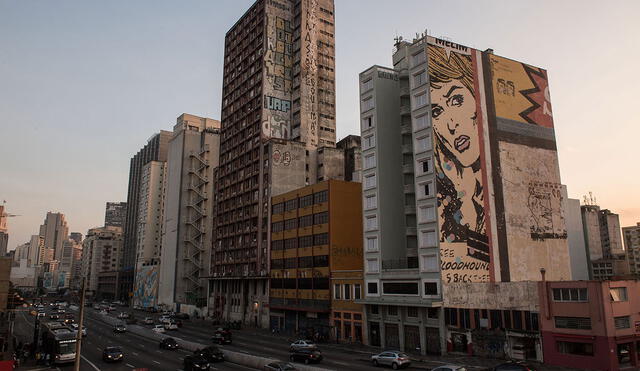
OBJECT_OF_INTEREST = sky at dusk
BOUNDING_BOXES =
[1,0,639,251]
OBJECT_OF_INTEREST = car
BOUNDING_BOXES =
[100,310,108,315]
[108,305,117,311]
[289,340,317,352]
[183,355,210,371]
[49,313,60,320]
[152,324,166,333]
[159,337,180,350]
[289,349,323,364]
[371,351,411,369]
[70,323,87,337]
[489,361,537,371]
[194,346,224,363]
[174,312,190,320]
[117,312,130,319]
[143,317,154,325]
[169,317,184,327]
[159,315,171,324]
[432,366,467,371]
[211,328,232,344]
[102,346,123,362]
[114,324,127,333]
[164,321,179,331]
[37,311,45,317]
[264,362,297,371]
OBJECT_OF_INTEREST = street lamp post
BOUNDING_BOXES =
[73,277,86,371]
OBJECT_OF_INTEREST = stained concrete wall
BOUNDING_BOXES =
[443,281,539,311]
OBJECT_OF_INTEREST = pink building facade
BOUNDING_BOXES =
[539,280,640,370]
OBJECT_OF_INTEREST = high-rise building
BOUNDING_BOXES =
[13,242,29,262]
[38,212,69,263]
[0,205,8,257]
[69,232,82,244]
[122,131,171,300]
[81,226,123,297]
[158,114,220,310]
[337,135,362,182]
[564,195,589,280]
[624,223,640,275]
[581,204,627,279]
[70,242,83,289]
[359,34,570,353]
[28,235,44,266]
[210,0,337,324]
[105,202,127,228]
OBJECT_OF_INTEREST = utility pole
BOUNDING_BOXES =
[73,277,86,371]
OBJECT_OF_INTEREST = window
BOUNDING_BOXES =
[414,114,429,129]
[419,181,433,198]
[313,255,329,267]
[365,195,377,210]
[364,174,376,189]
[334,284,341,299]
[424,281,438,296]
[445,308,458,326]
[387,306,398,316]
[361,78,373,92]
[417,157,431,175]
[554,316,592,330]
[367,281,378,294]
[370,304,379,314]
[411,51,426,66]
[272,221,283,233]
[298,256,313,268]
[362,116,374,130]
[461,309,472,329]
[557,341,594,356]
[272,203,284,214]
[313,212,329,225]
[300,194,313,208]
[314,233,329,245]
[314,190,328,204]
[367,258,379,273]
[420,230,437,247]
[418,205,436,223]
[361,97,374,112]
[354,284,361,299]
[427,308,439,319]
[414,92,428,108]
[299,214,313,228]
[366,237,378,251]
[610,287,628,302]
[615,316,630,329]
[272,240,284,250]
[363,134,375,149]
[299,235,313,248]
[366,215,378,231]
[284,218,298,230]
[407,307,419,318]
[552,288,588,302]
[285,198,298,211]
[364,154,376,169]
[383,282,419,295]
[415,135,431,153]
[420,254,438,272]
[413,71,426,86]
[344,284,351,300]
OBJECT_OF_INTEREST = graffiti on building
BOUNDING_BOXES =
[272,149,292,166]
[527,181,567,241]
[427,37,492,282]
[301,0,319,145]
[471,329,507,359]
[490,54,554,128]
[133,264,159,308]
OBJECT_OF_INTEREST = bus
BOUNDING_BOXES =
[41,321,77,364]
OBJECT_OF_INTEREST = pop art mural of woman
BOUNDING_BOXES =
[428,43,491,281]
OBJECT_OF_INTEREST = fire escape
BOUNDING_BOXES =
[183,144,209,305]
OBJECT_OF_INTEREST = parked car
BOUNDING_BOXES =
[159,315,171,324]
[159,337,180,350]
[113,323,127,333]
[143,317,154,325]
[289,340,317,352]
[102,346,123,362]
[117,312,130,319]
[194,346,224,363]
[164,321,179,331]
[489,362,536,371]
[264,362,296,371]
[371,351,411,369]
[432,366,467,371]
[174,312,190,320]
[289,349,323,364]
[211,328,232,344]
[183,355,210,371]
[152,325,166,333]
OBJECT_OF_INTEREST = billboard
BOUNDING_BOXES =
[427,37,492,283]
[133,264,159,308]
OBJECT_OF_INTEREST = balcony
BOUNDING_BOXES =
[382,257,419,270]
[400,105,411,116]
[400,123,412,135]
[406,227,417,236]
[399,85,410,97]
[403,184,415,194]
[401,143,413,154]
[404,205,416,215]
[402,163,414,174]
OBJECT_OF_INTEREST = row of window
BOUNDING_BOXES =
[270,277,329,290]
[366,281,438,297]
[446,308,540,332]
[551,287,627,302]
[334,283,362,301]
[270,255,329,269]
[271,212,329,232]
[271,233,329,250]
[272,190,329,214]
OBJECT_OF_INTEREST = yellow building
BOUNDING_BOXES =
[270,179,364,342]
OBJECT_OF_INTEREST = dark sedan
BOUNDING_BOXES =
[160,337,180,350]
[289,349,323,364]
[184,355,210,370]
[102,346,123,362]
[194,346,224,362]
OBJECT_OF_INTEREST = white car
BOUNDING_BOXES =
[152,325,166,333]
[164,321,179,331]
[159,316,171,324]
[290,339,317,351]
[117,312,130,319]
[70,324,87,337]
[37,312,45,318]
[143,317,154,325]
[100,310,108,315]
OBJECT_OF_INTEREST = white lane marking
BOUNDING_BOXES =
[333,360,349,365]
[153,360,161,365]
[132,352,139,356]
[126,363,135,368]
[96,347,102,351]
[179,357,184,360]
[156,350,163,353]
[81,354,101,371]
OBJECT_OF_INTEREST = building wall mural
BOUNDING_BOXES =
[300,0,319,146]
[133,264,159,308]
[427,37,492,283]
[262,0,293,139]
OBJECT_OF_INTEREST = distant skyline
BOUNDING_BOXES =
[2,0,639,250]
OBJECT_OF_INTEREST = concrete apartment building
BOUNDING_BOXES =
[39,212,69,263]
[81,226,123,298]
[132,160,166,309]
[105,202,127,228]
[122,131,171,301]
[359,35,570,355]
[158,114,221,312]
[28,235,44,267]
[266,180,363,341]
[337,135,362,182]
[564,195,589,280]
[623,223,640,275]
[0,205,8,257]
[210,0,338,325]
[581,205,628,280]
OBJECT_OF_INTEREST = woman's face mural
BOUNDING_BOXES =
[431,80,479,168]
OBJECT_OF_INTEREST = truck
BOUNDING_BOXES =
[41,321,77,364]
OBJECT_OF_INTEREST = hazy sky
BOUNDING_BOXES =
[1,0,639,251]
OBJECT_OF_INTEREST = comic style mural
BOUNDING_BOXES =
[427,38,492,283]
[262,0,294,139]
[133,264,159,308]
[489,55,553,128]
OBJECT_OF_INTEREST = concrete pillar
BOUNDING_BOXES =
[438,307,447,356]
[398,320,406,352]
[418,322,427,356]
[380,320,386,349]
